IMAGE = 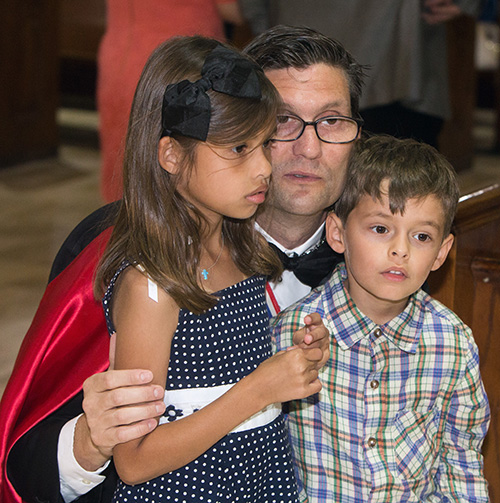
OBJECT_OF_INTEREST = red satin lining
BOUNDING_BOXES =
[0,228,112,502]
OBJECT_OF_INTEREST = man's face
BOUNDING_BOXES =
[264,63,355,220]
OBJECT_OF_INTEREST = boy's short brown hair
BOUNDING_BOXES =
[334,135,460,237]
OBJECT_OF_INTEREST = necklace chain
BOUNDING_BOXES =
[201,234,224,280]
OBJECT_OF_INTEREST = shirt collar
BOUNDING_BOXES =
[324,264,425,354]
[255,222,325,256]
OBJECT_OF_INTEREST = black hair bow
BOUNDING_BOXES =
[161,44,262,141]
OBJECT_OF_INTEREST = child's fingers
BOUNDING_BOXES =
[304,325,328,346]
[292,326,309,346]
[308,377,322,395]
[302,347,323,362]
[302,346,330,370]
[292,312,325,345]
[303,312,321,329]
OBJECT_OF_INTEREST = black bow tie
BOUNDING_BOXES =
[268,239,343,288]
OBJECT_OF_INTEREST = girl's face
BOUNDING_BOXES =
[179,131,273,226]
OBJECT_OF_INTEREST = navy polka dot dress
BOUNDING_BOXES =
[103,263,299,503]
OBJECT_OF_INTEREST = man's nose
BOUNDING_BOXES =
[292,124,322,160]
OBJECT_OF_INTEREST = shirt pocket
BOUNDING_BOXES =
[392,408,440,481]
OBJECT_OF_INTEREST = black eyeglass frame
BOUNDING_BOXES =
[271,114,364,144]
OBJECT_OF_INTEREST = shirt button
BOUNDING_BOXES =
[367,437,377,448]
[370,380,379,389]
[82,479,92,485]
[373,328,382,338]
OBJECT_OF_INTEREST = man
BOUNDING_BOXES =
[1,25,364,502]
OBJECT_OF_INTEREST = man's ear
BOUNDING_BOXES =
[325,213,346,254]
[430,233,454,272]
[158,136,180,174]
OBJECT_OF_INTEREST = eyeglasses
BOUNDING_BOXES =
[272,115,363,144]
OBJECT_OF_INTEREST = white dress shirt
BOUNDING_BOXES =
[58,415,110,502]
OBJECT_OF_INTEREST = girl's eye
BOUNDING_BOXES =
[414,233,431,242]
[231,144,247,155]
[371,225,388,234]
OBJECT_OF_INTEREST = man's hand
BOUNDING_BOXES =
[73,369,166,471]
[292,313,330,368]
[422,0,462,24]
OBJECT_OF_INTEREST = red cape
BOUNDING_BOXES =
[0,228,112,503]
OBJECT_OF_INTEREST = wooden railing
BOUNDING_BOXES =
[428,183,500,501]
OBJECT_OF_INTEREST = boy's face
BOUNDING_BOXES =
[326,186,454,324]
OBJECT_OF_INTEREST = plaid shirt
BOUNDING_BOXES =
[271,264,490,503]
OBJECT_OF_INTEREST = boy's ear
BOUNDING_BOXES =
[158,136,180,174]
[430,233,454,272]
[325,213,346,254]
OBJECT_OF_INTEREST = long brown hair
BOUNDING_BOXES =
[95,36,282,314]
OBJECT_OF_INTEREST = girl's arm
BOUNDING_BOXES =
[112,268,321,486]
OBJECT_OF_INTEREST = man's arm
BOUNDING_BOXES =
[7,391,112,503]
[7,370,165,503]
[436,337,490,502]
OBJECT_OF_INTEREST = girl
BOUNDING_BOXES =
[95,36,323,502]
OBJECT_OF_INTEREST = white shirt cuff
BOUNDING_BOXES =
[58,414,111,502]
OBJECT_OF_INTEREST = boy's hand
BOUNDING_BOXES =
[292,313,330,368]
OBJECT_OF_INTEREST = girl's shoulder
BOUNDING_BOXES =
[104,261,180,335]
[115,263,176,307]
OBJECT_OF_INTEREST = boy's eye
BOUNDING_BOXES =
[371,225,388,234]
[414,233,431,242]
[263,139,272,149]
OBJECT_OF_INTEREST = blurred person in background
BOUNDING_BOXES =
[98,0,244,202]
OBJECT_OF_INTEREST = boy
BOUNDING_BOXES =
[272,135,490,502]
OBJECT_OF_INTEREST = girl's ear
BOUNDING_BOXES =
[325,213,346,254]
[430,233,454,272]
[158,136,180,175]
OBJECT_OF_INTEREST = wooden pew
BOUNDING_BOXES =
[428,183,500,501]
[0,0,59,166]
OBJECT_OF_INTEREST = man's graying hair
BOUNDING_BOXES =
[244,24,366,116]
[334,135,460,237]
